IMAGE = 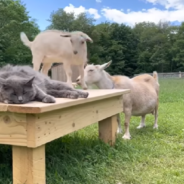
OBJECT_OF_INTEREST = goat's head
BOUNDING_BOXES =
[76,60,112,86]
[60,32,93,55]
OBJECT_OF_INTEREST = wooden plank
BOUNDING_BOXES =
[51,64,79,82]
[0,112,27,146]
[33,96,123,147]
[0,94,124,147]
[0,89,129,114]
[99,115,118,146]
[13,145,45,184]
[26,114,37,147]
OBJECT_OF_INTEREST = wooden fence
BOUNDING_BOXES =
[51,64,184,81]
[51,64,79,82]
[134,72,184,78]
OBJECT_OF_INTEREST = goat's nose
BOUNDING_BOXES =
[73,50,78,55]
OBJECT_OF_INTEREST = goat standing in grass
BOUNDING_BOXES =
[76,60,159,139]
[20,30,93,89]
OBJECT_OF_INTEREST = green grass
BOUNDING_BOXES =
[1,78,184,184]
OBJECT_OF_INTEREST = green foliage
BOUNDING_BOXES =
[1,3,184,75]
[1,78,184,184]
[46,10,184,75]
[0,0,40,66]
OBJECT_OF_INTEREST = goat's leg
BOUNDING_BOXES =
[32,54,43,71]
[41,63,52,76]
[153,101,159,129]
[117,113,123,134]
[137,115,146,129]
[122,110,131,140]
[63,63,73,88]
[78,65,87,90]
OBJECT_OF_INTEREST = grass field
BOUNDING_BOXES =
[0,78,184,184]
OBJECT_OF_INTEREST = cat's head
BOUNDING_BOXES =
[0,76,36,104]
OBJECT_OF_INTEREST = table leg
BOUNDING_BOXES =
[98,115,118,146]
[12,145,45,184]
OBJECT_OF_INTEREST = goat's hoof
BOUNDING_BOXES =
[122,134,131,140]
[137,125,146,129]
[153,125,158,129]
[72,83,78,88]
[117,129,123,134]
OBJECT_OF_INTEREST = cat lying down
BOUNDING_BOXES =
[0,65,89,104]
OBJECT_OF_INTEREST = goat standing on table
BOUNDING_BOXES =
[76,60,159,139]
[20,30,93,89]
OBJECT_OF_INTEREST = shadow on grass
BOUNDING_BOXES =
[0,145,12,184]
[46,132,139,184]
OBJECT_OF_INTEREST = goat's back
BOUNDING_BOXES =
[32,31,71,55]
[132,73,159,94]
[111,73,159,115]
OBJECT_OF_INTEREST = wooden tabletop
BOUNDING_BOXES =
[0,89,130,114]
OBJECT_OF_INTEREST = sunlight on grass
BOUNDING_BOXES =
[0,78,184,184]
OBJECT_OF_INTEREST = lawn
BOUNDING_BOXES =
[0,78,184,184]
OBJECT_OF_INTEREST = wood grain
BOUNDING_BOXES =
[33,96,123,147]
[99,115,118,146]
[13,145,45,184]
[0,112,27,146]
[0,89,129,113]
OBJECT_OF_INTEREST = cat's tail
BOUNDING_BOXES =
[20,32,32,48]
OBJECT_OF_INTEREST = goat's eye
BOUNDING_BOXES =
[81,41,84,44]
[89,69,93,72]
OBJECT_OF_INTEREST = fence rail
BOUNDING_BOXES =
[51,64,79,82]
[134,72,184,78]
[51,64,184,81]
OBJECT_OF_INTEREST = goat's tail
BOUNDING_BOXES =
[20,32,32,48]
[153,71,159,85]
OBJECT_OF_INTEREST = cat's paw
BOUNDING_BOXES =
[79,92,89,98]
[42,95,56,103]
[66,92,79,99]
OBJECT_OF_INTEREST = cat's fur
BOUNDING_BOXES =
[0,64,89,104]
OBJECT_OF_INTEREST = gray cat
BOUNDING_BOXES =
[0,64,89,104]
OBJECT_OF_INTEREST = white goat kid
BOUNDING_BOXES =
[20,30,93,89]
[76,61,159,139]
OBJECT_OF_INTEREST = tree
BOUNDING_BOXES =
[47,9,95,34]
[133,21,177,73]
[172,22,184,71]
[0,0,40,66]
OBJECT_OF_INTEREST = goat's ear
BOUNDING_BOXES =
[76,75,81,82]
[86,37,93,43]
[99,60,112,70]
[81,35,93,43]
[84,62,88,68]
[60,34,71,37]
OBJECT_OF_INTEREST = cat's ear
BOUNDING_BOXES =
[0,78,6,85]
[25,76,35,86]
[0,78,10,90]
[2,84,10,90]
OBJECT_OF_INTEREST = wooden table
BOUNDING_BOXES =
[0,89,129,184]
